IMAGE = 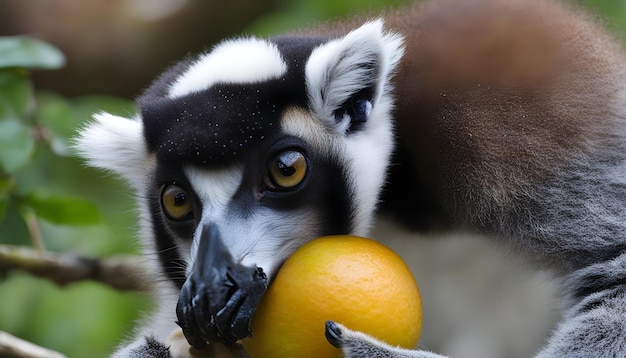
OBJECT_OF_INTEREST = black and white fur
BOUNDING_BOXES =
[75,0,626,357]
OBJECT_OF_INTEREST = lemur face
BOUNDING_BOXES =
[75,20,403,348]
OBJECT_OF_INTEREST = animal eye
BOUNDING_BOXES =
[268,150,307,190]
[161,184,193,221]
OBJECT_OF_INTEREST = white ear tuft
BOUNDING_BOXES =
[73,112,149,186]
[305,19,404,132]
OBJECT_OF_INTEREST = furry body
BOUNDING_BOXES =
[75,0,626,357]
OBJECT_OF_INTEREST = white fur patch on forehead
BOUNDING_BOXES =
[185,163,246,270]
[185,164,244,218]
[168,38,287,99]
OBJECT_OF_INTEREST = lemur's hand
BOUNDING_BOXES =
[176,225,268,350]
[325,321,447,358]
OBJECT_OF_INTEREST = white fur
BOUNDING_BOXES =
[280,104,394,237]
[184,164,320,278]
[342,95,395,235]
[73,112,150,187]
[305,19,404,131]
[168,38,287,99]
[293,20,403,234]
[184,165,244,269]
[223,205,319,277]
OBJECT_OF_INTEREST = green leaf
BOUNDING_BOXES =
[21,190,101,226]
[0,175,12,193]
[0,69,31,119]
[0,176,11,223]
[0,119,35,174]
[0,197,7,224]
[34,93,75,134]
[73,95,137,121]
[0,36,65,70]
[34,93,76,156]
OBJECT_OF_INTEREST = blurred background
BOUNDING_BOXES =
[0,0,625,357]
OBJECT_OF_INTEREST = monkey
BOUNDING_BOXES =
[74,0,626,356]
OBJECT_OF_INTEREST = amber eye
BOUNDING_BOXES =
[161,184,193,221]
[268,150,308,189]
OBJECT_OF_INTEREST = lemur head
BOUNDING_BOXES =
[75,20,403,347]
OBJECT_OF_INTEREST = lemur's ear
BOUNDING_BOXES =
[305,19,404,134]
[74,112,148,187]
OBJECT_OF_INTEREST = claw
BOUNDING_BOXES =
[325,320,344,348]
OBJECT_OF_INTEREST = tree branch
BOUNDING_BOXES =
[0,330,67,358]
[0,244,151,292]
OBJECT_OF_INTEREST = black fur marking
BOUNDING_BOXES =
[228,134,354,235]
[331,157,357,235]
[379,141,449,230]
[148,163,200,289]
[138,35,331,168]
[336,95,374,134]
[141,84,283,166]
[129,337,172,358]
[149,205,187,289]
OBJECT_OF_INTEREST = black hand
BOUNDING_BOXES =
[176,224,268,349]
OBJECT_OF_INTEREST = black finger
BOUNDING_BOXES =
[325,320,344,348]
[176,281,208,350]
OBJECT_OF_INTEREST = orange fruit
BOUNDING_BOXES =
[241,235,422,358]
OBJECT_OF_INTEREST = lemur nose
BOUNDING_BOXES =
[176,223,268,349]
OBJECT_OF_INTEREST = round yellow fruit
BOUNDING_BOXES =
[241,235,422,358]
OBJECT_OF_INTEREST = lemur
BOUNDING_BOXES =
[75,0,626,357]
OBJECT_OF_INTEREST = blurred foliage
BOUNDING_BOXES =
[0,36,146,357]
[246,0,410,36]
[0,0,625,357]
[581,0,626,38]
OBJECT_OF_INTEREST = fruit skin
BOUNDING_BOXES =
[241,235,422,358]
